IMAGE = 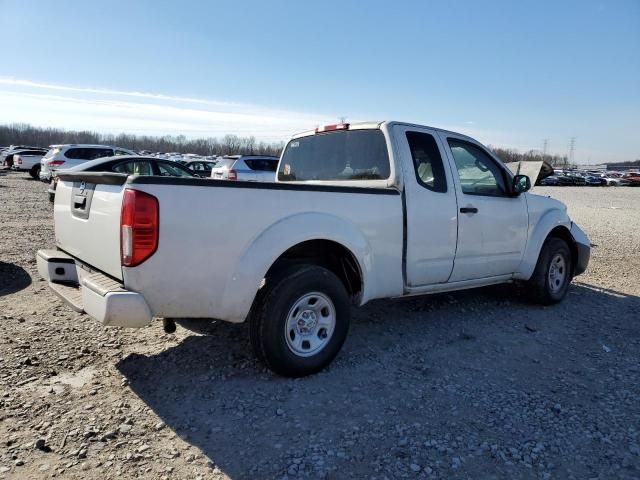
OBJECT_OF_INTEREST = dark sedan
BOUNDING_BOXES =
[48,156,195,202]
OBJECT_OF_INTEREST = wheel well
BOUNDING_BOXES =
[265,240,363,302]
[547,226,577,272]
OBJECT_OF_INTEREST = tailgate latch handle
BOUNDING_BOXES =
[73,195,87,209]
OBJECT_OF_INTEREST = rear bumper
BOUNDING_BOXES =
[570,223,590,276]
[37,249,153,328]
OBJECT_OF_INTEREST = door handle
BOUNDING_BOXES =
[460,207,478,214]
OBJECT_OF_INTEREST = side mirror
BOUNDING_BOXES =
[512,174,531,194]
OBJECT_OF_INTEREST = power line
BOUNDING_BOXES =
[568,137,576,164]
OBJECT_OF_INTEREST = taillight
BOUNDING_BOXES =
[17,158,22,164]
[120,189,159,267]
[48,160,65,166]
[228,169,237,180]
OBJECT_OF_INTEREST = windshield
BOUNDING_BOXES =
[278,129,390,181]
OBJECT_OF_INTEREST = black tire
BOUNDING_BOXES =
[525,237,572,305]
[48,193,55,203]
[29,165,40,179]
[249,264,350,377]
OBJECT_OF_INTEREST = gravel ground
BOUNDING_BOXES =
[1,170,639,479]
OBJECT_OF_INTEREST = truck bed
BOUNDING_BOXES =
[52,173,405,323]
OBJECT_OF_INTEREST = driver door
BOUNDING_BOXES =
[440,133,529,282]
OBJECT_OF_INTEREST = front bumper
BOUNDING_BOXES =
[37,249,152,327]
[570,222,590,276]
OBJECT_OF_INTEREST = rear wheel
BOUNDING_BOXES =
[249,264,350,377]
[29,165,41,179]
[525,237,572,304]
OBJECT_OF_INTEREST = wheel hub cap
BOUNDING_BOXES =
[296,310,318,335]
[548,253,567,293]
[285,292,336,357]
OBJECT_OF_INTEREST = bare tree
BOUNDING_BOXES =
[0,123,284,157]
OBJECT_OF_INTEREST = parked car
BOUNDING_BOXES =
[39,145,137,182]
[568,174,586,186]
[182,159,218,177]
[585,176,606,186]
[1,146,48,168]
[37,120,590,377]
[11,151,47,178]
[622,172,640,186]
[540,175,559,186]
[210,155,279,181]
[47,155,195,201]
[556,175,575,186]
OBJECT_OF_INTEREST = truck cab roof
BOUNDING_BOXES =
[291,120,479,145]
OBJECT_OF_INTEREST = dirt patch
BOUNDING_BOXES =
[0,170,639,479]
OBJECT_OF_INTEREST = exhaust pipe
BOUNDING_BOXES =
[162,318,176,334]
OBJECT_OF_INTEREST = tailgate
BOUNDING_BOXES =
[54,172,128,280]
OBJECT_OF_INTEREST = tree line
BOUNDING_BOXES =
[0,123,285,157]
[488,146,573,168]
[1,123,589,167]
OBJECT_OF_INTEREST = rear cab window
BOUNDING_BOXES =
[278,129,390,182]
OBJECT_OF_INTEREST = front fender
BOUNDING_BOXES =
[220,212,375,322]
[515,207,571,280]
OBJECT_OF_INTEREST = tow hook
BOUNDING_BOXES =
[162,318,176,334]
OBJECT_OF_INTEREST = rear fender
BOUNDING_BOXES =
[221,212,373,322]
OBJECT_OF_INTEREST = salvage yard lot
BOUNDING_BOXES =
[1,171,639,479]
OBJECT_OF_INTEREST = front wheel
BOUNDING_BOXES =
[525,237,572,304]
[249,264,350,377]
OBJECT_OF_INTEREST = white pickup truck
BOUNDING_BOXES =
[37,121,590,377]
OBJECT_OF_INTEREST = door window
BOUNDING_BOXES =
[157,162,193,177]
[65,148,114,160]
[113,161,153,175]
[406,132,447,192]
[245,159,278,171]
[448,139,507,196]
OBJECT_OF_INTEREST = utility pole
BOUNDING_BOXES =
[568,137,576,166]
[542,139,549,159]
